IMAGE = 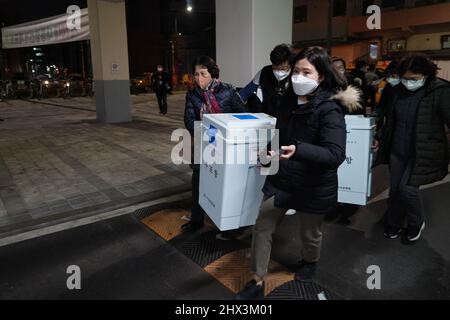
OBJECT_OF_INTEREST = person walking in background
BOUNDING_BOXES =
[151,65,171,115]
[374,60,400,120]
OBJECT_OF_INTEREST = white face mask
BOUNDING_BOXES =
[273,70,290,81]
[291,74,319,96]
[386,77,401,87]
[401,77,426,91]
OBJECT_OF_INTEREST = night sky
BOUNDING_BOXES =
[0,0,215,77]
[0,0,87,26]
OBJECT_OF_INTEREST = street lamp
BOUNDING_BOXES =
[186,0,193,12]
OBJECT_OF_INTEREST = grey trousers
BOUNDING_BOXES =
[251,196,325,278]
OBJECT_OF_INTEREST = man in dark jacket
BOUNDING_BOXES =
[182,56,247,233]
[373,54,450,244]
[151,65,171,115]
[238,44,293,118]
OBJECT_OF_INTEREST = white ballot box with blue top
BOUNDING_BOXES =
[199,113,277,231]
[337,115,376,206]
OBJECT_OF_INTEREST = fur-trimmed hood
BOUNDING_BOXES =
[330,85,363,114]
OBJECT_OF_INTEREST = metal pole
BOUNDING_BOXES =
[80,40,86,80]
[327,0,333,54]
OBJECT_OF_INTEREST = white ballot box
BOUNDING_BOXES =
[199,113,277,231]
[338,115,376,206]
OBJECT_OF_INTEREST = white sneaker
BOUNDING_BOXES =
[406,221,425,242]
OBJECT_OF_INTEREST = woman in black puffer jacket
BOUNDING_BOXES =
[373,54,450,244]
[236,47,362,300]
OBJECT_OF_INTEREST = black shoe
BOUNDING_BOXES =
[181,221,204,233]
[294,260,317,282]
[384,225,403,239]
[405,221,425,243]
[234,280,264,300]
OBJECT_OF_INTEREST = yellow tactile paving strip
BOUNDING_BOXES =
[141,210,293,297]
[204,249,294,296]
[141,209,216,241]
[141,209,190,241]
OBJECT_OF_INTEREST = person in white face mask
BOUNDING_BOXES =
[238,44,293,118]
[373,53,450,244]
[151,65,171,115]
[373,60,400,122]
[235,47,363,300]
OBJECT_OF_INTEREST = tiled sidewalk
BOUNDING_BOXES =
[0,94,192,236]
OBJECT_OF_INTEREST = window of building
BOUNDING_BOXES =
[294,5,308,23]
[387,39,407,52]
[369,43,380,60]
[381,0,405,8]
[442,35,450,49]
[333,0,347,16]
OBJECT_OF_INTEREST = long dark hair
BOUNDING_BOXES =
[294,47,348,93]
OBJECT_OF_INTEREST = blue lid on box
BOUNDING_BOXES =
[233,115,258,120]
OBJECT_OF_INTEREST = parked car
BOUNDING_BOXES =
[65,73,85,97]
[11,73,35,99]
[130,77,149,95]
[36,75,62,99]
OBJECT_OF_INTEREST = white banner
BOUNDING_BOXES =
[1,8,90,49]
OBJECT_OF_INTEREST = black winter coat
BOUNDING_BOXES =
[151,71,171,93]
[184,82,247,135]
[259,65,291,119]
[374,78,450,186]
[264,86,362,214]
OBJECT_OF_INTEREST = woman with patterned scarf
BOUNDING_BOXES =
[182,56,247,233]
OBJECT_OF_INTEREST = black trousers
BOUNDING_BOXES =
[190,167,206,225]
[155,91,167,114]
[387,153,424,228]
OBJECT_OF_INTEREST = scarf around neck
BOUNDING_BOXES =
[198,79,222,118]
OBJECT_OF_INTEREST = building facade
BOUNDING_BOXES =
[293,0,450,76]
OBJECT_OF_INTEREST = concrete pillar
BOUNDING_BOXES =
[216,0,293,87]
[88,0,131,123]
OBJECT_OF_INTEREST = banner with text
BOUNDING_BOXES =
[1,8,89,49]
